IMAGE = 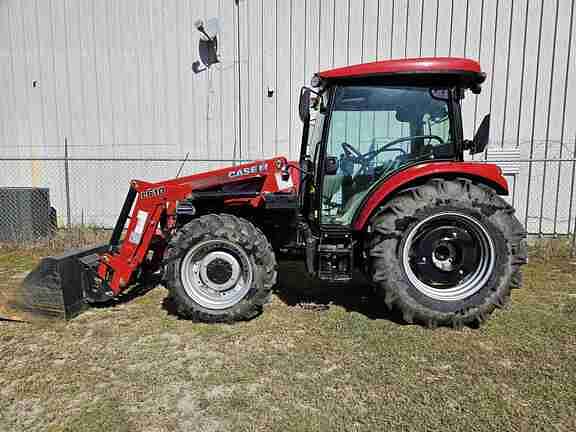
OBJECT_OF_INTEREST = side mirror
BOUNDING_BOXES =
[299,87,311,123]
[465,114,490,155]
[325,156,339,175]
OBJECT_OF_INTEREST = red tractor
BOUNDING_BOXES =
[4,57,527,328]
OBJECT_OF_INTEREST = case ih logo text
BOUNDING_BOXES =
[140,187,166,199]
[228,163,267,178]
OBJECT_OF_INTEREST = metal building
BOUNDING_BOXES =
[0,0,575,234]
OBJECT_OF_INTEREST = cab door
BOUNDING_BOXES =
[318,85,455,227]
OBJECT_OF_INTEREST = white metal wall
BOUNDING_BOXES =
[0,0,575,233]
[0,0,240,160]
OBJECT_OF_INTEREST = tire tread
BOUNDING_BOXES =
[369,178,527,328]
[165,214,277,323]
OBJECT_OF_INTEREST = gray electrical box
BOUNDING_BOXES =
[0,188,56,242]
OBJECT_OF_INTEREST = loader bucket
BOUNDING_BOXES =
[0,245,108,322]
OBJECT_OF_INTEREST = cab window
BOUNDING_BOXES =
[321,86,454,225]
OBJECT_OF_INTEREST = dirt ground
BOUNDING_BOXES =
[0,245,575,432]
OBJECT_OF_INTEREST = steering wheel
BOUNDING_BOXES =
[341,135,445,176]
[341,142,364,161]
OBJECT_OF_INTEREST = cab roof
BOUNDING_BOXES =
[317,57,485,89]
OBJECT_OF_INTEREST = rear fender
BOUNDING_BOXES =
[351,162,509,231]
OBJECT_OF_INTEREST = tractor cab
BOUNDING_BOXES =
[298,57,491,280]
[299,58,489,229]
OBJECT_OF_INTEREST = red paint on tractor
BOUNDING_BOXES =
[97,157,295,295]
[318,57,481,80]
[352,162,509,231]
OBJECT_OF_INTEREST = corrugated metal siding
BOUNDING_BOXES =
[0,0,237,160]
[0,0,575,233]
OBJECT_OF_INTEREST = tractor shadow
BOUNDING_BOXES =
[274,260,405,324]
[90,273,163,310]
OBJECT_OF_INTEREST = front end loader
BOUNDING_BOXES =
[1,57,527,328]
[0,157,295,321]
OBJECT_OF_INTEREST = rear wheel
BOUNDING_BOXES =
[165,214,277,323]
[368,178,527,328]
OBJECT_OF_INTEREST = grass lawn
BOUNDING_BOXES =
[0,245,575,431]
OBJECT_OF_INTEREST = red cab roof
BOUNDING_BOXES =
[318,57,482,81]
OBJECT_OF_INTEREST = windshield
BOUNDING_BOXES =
[321,85,454,225]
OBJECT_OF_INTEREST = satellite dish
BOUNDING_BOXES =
[199,38,219,67]
[195,18,220,70]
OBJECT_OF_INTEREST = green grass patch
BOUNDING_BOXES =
[0,248,575,431]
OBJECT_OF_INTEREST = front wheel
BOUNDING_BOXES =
[165,214,277,323]
[368,178,527,328]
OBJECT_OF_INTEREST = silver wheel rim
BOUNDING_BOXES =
[401,212,495,302]
[180,239,253,310]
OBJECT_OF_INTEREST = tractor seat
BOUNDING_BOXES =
[333,189,370,225]
[323,174,345,201]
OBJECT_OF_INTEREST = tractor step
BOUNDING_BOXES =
[317,229,354,282]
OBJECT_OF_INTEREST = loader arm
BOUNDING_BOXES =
[95,179,191,297]
[95,157,293,298]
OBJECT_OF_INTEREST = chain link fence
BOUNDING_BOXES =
[0,152,241,248]
[2,140,576,250]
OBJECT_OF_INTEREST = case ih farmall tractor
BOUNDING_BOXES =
[3,57,527,328]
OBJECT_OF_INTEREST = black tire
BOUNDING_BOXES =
[368,178,527,328]
[164,214,277,323]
